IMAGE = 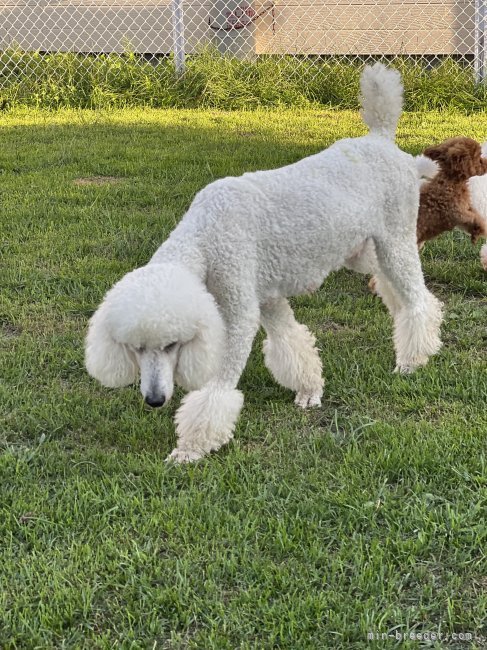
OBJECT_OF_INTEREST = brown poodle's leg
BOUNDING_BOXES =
[462,207,487,244]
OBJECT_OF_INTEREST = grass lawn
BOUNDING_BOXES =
[0,107,486,649]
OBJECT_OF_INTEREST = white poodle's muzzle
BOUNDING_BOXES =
[135,346,180,408]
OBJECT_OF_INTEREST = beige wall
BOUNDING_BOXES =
[257,0,474,54]
[0,0,476,55]
[0,2,209,53]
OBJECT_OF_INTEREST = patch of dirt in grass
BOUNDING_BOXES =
[73,176,124,187]
[320,320,354,333]
[1,321,22,338]
[18,512,36,525]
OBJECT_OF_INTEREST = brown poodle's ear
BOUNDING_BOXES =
[423,144,446,162]
[424,138,485,179]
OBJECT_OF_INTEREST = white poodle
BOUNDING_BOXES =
[85,63,443,463]
[459,144,487,269]
[417,143,487,270]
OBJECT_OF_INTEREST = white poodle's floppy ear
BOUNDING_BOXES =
[85,304,138,388]
[175,289,226,391]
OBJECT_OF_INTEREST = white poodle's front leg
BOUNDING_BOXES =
[260,298,323,408]
[167,303,260,463]
[167,384,244,462]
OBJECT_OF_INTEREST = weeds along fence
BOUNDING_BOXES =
[1,0,487,109]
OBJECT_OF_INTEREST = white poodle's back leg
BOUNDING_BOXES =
[168,293,261,463]
[261,298,323,408]
[373,271,403,318]
[374,238,443,373]
[344,238,402,317]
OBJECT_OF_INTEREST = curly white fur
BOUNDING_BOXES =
[170,385,244,462]
[86,263,226,399]
[415,154,440,186]
[86,63,443,462]
[481,243,487,270]
[261,297,324,408]
[469,143,487,273]
[359,63,403,139]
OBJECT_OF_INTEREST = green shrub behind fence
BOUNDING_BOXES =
[1,49,486,111]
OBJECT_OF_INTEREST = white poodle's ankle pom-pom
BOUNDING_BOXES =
[167,386,244,462]
[394,292,443,372]
[481,243,487,271]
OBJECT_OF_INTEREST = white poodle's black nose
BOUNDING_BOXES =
[145,395,166,408]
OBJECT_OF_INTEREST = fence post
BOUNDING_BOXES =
[172,0,186,77]
[475,0,486,82]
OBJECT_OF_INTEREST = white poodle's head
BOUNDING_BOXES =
[85,263,225,407]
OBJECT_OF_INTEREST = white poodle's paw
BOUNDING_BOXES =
[393,358,427,374]
[394,364,414,375]
[174,385,244,458]
[368,275,378,295]
[295,391,322,408]
[165,447,205,464]
[393,295,443,373]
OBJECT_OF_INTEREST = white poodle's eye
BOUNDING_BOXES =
[165,342,177,352]
[134,345,145,353]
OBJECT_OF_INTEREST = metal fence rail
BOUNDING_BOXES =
[0,0,486,87]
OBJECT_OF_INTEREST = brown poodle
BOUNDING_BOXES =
[418,136,487,247]
[369,137,487,293]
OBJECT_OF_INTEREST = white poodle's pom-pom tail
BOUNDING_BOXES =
[415,154,439,184]
[359,62,403,139]
[481,243,487,271]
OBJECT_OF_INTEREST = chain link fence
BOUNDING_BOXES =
[0,0,486,98]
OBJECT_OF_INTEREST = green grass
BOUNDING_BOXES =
[1,49,487,110]
[0,107,486,649]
